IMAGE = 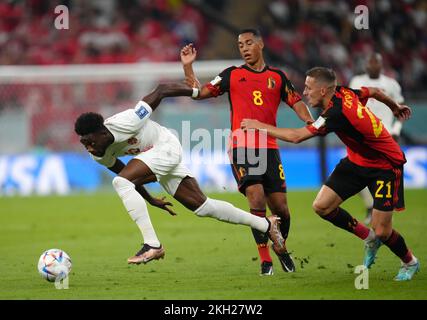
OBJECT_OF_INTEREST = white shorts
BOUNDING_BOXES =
[134,135,193,196]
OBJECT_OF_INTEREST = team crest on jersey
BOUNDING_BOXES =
[127,137,138,145]
[267,77,276,89]
[239,167,247,177]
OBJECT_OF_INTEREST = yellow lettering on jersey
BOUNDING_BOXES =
[356,102,383,137]
[342,89,353,109]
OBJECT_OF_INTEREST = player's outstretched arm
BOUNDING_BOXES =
[366,87,412,121]
[292,100,315,124]
[180,43,215,100]
[241,119,315,144]
[181,44,200,87]
[142,82,193,110]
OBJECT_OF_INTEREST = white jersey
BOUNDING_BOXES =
[349,74,404,133]
[92,100,193,196]
[92,101,176,168]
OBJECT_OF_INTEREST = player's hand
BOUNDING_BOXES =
[149,196,177,216]
[180,43,197,66]
[394,104,411,121]
[241,119,264,131]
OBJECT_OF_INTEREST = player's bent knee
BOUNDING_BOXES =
[112,176,135,196]
[374,228,392,241]
[194,198,213,218]
[312,200,329,216]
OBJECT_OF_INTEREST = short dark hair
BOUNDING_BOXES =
[74,112,105,136]
[238,28,262,38]
[305,67,336,84]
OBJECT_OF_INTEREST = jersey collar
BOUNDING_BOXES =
[241,64,268,73]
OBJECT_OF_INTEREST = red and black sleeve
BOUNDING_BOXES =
[275,69,302,108]
[205,66,236,97]
[306,104,344,136]
[342,85,370,105]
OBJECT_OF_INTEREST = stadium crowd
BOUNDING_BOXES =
[1,0,425,94]
[0,0,426,149]
[0,0,209,64]
[262,0,427,94]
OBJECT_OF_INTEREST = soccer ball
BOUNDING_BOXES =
[37,249,72,282]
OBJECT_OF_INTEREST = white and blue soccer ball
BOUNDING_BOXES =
[37,249,72,282]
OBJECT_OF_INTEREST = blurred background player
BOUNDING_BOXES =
[74,82,286,265]
[349,53,405,225]
[181,29,314,275]
[241,67,419,281]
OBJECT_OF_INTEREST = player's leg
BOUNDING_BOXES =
[173,177,268,230]
[169,176,286,254]
[313,185,373,240]
[263,149,295,272]
[365,166,419,280]
[313,159,375,241]
[266,192,295,272]
[358,187,374,225]
[230,147,273,275]
[263,150,290,241]
[266,193,290,241]
[366,210,419,280]
[244,184,274,275]
[115,158,164,264]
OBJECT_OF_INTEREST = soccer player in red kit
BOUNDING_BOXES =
[181,29,314,275]
[241,67,419,281]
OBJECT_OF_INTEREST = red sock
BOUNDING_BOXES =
[257,243,272,263]
[383,229,412,263]
[402,250,413,264]
[353,221,370,240]
[322,207,370,240]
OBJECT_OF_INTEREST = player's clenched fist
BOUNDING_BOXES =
[394,104,411,121]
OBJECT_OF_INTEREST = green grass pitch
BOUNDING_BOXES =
[0,189,426,300]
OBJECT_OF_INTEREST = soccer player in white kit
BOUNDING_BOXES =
[74,82,286,265]
[349,53,405,225]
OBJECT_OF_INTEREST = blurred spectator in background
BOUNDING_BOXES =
[1,0,425,96]
[0,0,426,151]
[0,0,209,65]
[261,0,427,95]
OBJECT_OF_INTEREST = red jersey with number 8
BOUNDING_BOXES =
[206,65,302,149]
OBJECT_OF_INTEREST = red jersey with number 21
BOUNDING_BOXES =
[207,65,302,149]
[306,86,406,169]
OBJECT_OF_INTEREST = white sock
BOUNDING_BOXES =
[359,187,373,209]
[365,228,376,242]
[194,198,269,232]
[406,255,418,266]
[112,176,160,247]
